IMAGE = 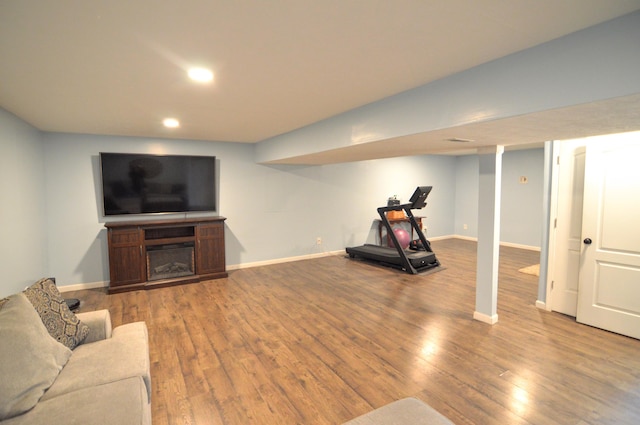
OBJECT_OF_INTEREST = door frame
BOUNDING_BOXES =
[543,140,561,312]
[544,140,588,314]
[544,131,640,314]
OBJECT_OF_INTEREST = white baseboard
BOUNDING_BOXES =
[473,311,499,324]
[56,237,539,291]
[499,241,541,252]
[58,280,108,293]
[446,235,540,251]
[448,234,476,242]
[57,252,345,291]
[427,234,458,241]
[535,300,549,311]
[227,250,344,271]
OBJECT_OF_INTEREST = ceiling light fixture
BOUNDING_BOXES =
[188,67,213,83]
[163,118,180,128]
[447,137,475,143]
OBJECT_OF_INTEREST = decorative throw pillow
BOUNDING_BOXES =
[0,293,72,420]
[23,277,90,349]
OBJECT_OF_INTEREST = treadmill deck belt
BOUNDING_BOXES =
[346,244,438,271]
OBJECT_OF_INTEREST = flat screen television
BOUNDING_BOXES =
[100,152,216,216]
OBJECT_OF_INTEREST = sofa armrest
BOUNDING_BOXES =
[76,309,112,344]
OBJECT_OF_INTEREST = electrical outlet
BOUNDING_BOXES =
[316,237,322,245]
[519,176,528,184]
[463,224,468,230]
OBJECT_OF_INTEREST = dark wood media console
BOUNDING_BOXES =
[105,217,227,293]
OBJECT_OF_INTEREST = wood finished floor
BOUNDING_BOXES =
[66,238,640,425]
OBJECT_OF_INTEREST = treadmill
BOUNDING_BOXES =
[345,186,440,274]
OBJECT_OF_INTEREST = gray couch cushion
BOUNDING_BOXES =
[76,309,112,344]
[342,397,454,425]
[42,321,151,402]
[23,278,89,349]
[0,293,72,420]
[1,376,151,425]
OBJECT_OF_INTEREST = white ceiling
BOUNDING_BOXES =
[2,0,640,162]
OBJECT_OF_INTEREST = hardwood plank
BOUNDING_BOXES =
[66,238,640,425]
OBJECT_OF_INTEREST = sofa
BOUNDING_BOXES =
[0,278,151,425]
[343,397,454,425]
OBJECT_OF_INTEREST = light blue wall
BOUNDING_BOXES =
[40,132,457,287]
[454,155,479,238]
[1,115,543,292]
[500,149,545,247]
[454,148,544,248]
[0,108,47,297]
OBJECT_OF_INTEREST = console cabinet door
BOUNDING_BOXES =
[196,222,225,275]
[108,228,145,286]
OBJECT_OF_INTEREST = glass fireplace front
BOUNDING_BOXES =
[146,243,195,281]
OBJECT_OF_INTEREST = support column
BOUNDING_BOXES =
[474,146,504,324]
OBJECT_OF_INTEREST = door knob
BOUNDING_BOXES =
[584,238,592,245]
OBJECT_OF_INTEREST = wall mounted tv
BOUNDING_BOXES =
[100,153,216,216]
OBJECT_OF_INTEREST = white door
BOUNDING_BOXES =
[576,138,640,339]
[550,143,585,316]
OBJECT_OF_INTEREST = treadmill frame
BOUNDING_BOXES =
[376,202,438,274]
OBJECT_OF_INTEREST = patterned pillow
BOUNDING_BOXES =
[23,278,90,349]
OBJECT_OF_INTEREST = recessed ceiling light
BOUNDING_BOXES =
[188,67,213,83]
[163,118,180,128]
[447,137,475,143]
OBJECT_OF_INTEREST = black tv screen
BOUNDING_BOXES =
[100,153,216,216]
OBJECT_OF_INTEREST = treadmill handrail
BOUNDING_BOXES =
[376,204,435,274]
[378,203,414,212]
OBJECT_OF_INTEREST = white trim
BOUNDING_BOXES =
[57,252,347,291]
[448,234,540,251]
[227,250,344,271]
[535,300,549,311]
[545,140,562,313]
[499,241,541,252]
[55,236,541,290]
[449,234,476,242]
[473,311,499,324]
[58,252,346,290]
[58,280,108,293]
